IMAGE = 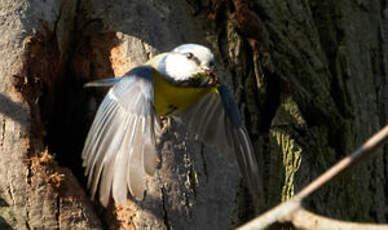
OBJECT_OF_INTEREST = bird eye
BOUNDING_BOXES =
[185,52,194,59]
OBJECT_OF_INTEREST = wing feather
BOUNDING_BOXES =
[82,66,159,207]
[175,85,260,200]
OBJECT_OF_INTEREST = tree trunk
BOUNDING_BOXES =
[0,0,386,229]
[0,0,102,229]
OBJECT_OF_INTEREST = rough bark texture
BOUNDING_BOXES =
[0,0,102,229]
[0,0,387,229]
[52,1,244,229]
[250,0,388,222]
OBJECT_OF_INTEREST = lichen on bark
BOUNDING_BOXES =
[0,0,387,229]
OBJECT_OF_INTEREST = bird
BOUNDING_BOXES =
[81,43,259,207]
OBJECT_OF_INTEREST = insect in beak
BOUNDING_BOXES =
[204,68,213,75]
[202,67,218,86]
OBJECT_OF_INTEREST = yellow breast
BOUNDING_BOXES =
[153,72,213,116]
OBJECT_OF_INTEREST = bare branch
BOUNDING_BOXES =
[296,125,388,199]
[287,208,388,230]
[236,199,302,230]
[237,125,388,230]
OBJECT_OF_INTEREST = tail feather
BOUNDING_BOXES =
[84,78,121,88]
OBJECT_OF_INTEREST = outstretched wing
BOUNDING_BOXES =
[175,84,260,199]
[82,66,160,207]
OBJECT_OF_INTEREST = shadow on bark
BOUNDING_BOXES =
[0,94,27,129]
[0,216,13,230]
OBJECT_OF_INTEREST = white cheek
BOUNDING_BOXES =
[165,56,198,80]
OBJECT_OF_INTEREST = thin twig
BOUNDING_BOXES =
[237,125,388,230]
[288,208,388,230]
[295,125,388,199]
[236,199,302,230]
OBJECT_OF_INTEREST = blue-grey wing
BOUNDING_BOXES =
[175,84,259,198]
[82,66,160,207]
[84,77,121,88]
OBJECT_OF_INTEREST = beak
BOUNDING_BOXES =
[202,67,218,87]
[202,66,215,75]
[204,68,214,75]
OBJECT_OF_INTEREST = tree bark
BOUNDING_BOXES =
[0,0,387,229]
[250,0,388,222]
[0,0,102,229]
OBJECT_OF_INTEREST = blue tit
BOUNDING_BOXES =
[82,44,259,207]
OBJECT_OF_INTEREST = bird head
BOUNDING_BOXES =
[159,44,217,86]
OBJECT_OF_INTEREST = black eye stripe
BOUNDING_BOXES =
[185,52,193,59]
[192,56,201,66]
[183,52,201,65]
